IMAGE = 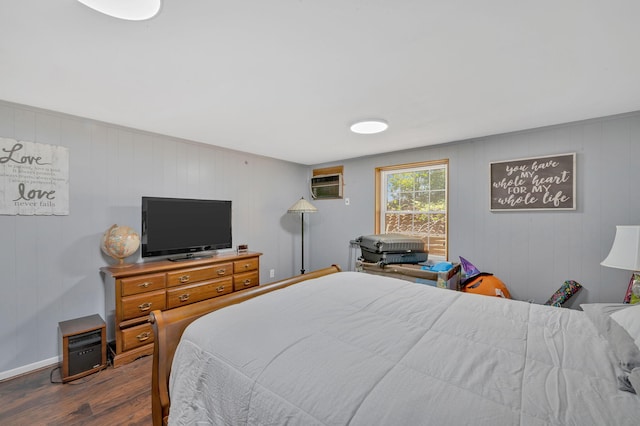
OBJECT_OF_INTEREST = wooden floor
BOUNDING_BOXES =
[0,355,152,426]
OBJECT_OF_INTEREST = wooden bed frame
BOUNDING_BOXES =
[149,265,342,426]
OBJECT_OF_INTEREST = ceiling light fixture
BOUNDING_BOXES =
[350,119,389,135]
[77,0,161,21]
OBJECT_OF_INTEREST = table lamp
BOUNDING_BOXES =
[287,197,318,274]
[601,225,640,304]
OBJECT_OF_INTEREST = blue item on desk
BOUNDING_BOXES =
[421,261,453,272]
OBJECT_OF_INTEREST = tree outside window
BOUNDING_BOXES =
[375,160,448,260]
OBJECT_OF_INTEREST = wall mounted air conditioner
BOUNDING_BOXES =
[311,173,343,199]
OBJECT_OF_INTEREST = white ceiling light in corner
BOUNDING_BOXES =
[77,0,161,21]
[350,119,389,135]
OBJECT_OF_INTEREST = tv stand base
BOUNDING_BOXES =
[168,254,213,262]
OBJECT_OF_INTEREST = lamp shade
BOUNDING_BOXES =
[601,225,640,271]
[287,197,318,214]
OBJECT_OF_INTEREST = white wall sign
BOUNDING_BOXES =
[0,138,69,215]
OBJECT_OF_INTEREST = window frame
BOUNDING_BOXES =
[375,159,449,260]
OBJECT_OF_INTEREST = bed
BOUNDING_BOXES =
[150,265,640,425]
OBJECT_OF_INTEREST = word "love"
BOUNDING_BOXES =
[12,183,56,202]
[0,143,52,166]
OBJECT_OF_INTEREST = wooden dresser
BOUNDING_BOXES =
[101,251,261,367]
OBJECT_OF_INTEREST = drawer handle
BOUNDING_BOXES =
[179,275,190,283]
[216,268,226,275]
[138,302,152,312]
[243,263,251,270]
[243,279,252,286]
[136,331,151,342]
[138,282,151,288]
[178,293,190,302]
[216,285,225,293]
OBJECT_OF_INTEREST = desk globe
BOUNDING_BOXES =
[101,224,140,268]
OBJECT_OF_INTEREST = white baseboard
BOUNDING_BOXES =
[0,356,60,381]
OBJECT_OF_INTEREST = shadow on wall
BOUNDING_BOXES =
[280,210,302,235]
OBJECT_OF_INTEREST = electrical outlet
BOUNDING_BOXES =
[269,269,275,278]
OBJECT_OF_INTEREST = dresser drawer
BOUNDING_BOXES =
[121,273,166,296]
[121,290,166,321]
[122,322,154,351]
[234,257,259,273]
[166,263,233,287]
[233,271,259,291]
[166,277,233,309]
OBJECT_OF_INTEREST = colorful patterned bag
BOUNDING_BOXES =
[623,272,640,304]
[544,280,582,307]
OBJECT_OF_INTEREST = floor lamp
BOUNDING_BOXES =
[287,197,317,274]
[601,225,640,304]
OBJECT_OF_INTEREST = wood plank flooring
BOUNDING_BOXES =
[0,355,152,426]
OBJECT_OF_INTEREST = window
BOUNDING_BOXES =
[375,159,448,260]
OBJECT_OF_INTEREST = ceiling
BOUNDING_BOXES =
[2,1,640,165]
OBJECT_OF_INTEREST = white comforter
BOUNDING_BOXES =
[169,271,640,425]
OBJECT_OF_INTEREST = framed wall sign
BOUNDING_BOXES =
[490,152,576,211]
[0,138,69,215]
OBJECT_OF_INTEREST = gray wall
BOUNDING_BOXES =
[0,100,309,378]
[308,112,640,305]
[2,98,640,379]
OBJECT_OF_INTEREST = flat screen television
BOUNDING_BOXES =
[141,196,232,261]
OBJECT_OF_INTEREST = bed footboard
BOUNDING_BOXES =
[149,265,342,426]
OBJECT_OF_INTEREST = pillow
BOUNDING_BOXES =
[611,304,640,350]
[580,303,640,373]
